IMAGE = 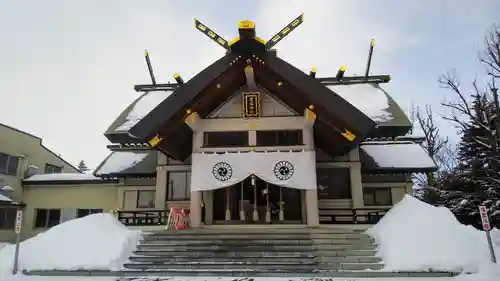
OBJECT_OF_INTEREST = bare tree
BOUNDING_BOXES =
[435,142,458,174]
[411,105,449,186]
[480,23,500,79]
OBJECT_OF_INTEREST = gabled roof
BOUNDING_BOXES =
[104,18,412,161]
[126,52,376,160]
[0,122,79,172]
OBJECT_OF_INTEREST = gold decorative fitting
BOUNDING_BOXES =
[238,20,255,29]
[242,92,261,118]
[305,108,316,121]
[148,135,163,148]
[308,104,314,110]
[277,82,282,86]
[249,147,255,151]
[341,129,356,142]
[186,109,192,114]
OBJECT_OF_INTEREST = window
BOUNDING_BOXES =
[203,131,248,147]
[35,209,61,228]
[0,208,16,229]
[317,168,351,199]
[76,209,103,218]
[256,130,303,146]
[363,188,392,206]
[0,153,19,176]
[44,164,62,174]
[137,190,155,208]
[167,171,191,200]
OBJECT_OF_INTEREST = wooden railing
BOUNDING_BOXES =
[319,208,391,224]
[117,210,169,226]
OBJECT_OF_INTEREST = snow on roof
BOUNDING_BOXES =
[360,141,436,169]
[0,185,14,192]
[95,151,149,175]
[0,194,12,202]
[0,213,142,275]
[116,91,172,131]
[366,195,500,273]
[24,173,101,182]
[326,83,392,122]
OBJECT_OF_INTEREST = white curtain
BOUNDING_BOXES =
[190,150,317,192]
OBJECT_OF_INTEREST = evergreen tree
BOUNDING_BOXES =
[437,23,500,229]
[78,160,89,173]
[439,86,500,229]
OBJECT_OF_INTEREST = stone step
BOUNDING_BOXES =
[139,238,374,245]
[340,262,384,270]
[136,243,377,251]
[133,248,377,258]
[142,233,372,240]
[123,262,320,270]
[128,255,382,264]
[123,261,383,271]
[149,227,358,235]
[128,260,319,266]
[139,239,316,246]
[319,249,378,257]
[129,255,316,263]
[132,250,315,257]
[319,256,382,263]
[23,269,459,278]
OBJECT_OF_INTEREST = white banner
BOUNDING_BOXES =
[190,150,317,192]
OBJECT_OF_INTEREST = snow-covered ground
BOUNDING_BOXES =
[0,213,142,278]
[0,195,498,281]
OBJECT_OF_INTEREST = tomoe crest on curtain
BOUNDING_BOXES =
[274,160,295,180]
[212,162,233,181]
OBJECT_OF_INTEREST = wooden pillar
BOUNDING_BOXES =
[190,191,202,227]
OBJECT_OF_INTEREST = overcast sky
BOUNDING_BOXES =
[1,0,499,170]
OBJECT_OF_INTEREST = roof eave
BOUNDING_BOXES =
[22,179,119,186]
[362,166,438,173]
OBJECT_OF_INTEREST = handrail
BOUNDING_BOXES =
[117,209,169,226]
[318,207,391,224]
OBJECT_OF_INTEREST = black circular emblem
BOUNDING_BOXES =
[212,162,233,181]
[274,161,295,180]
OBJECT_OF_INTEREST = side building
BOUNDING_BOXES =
[0,123,80,242]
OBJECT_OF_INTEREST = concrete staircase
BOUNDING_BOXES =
[23,226,458,278]
[124,226,385,277]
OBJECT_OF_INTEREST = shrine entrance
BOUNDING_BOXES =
[212,175,303,224]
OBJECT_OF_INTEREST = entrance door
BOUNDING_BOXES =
[212,176,302,223]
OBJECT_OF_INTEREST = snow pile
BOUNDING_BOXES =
[360,141,437,169]
[326,83,392,122]
[95,151,149,175]
[116,91,171,131]
[0,213,142,277]
[366,195,500,273]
